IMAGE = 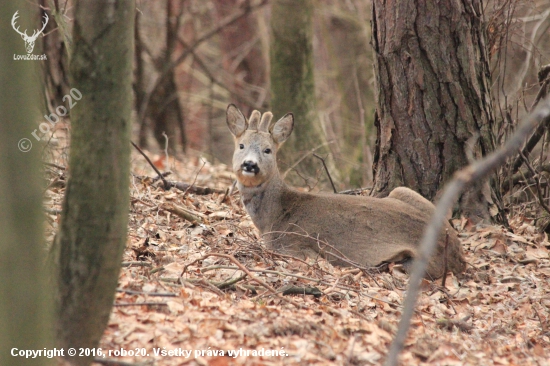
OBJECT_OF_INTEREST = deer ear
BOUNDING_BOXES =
[226,104,247,137]
[271,113,294,144]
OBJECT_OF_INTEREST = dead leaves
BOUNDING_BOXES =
[41,151,550,365]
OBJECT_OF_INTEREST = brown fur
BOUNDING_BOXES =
[226,104,466,278]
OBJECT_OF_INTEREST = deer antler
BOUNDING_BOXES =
[11,11,48,41]
[11,11,28,38]
[37,13,48,38]
[29,13,49,41]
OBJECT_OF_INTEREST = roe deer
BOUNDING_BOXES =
[226,104,465,278]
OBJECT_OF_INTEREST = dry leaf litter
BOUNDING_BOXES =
[43,150,550,366]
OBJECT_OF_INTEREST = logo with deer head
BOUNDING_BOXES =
[11,11,48,54]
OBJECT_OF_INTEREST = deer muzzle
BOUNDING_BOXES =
[241,160,259,176]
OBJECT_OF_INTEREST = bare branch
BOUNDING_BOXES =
[138,0,269,125]
[160,202,205,224]
[519,153,550,216]
[508,65,550,177]
[131,141,170,190]
[180,252,307,309]
[313,153,337,193]
[384,97,550,366]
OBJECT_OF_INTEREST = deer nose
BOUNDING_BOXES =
[242,161,259,174]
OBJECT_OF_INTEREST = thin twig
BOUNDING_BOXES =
[266,228,386,281]
[121,261,152,268]
[152,172,172,182]
[170,181,225,195]
[347,336,357,365]
[181,253,307,309]
[161,202,205,223]
[519,153,550,216]
[182,159,206,196]
[162,131,170,165]
[530,298,548,334]
[176,36,262,110]
[94,358,154,366]
[131,141,170,190]
[113,302,168,307]
[199,265,395,306]
[195,278,225,296]
[281,286,323,297]
[138,0,269,126]
[313,153,337,193]
[339,187,372,195]
[282,142,331,179]
[508,65,550,176]
[262,248,334,276]
[385,97,550,366]
[133,174,225,195]
[441,230,449,288]
[216,274,247,290]
[116,289,176,297]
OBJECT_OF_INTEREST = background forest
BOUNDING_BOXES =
[41,0,550,217]
[2,0,550,365]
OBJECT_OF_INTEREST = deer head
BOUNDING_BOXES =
[11,11,49,54]
[226,104,294,187]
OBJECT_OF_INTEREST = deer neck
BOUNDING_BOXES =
[237,172,288,233]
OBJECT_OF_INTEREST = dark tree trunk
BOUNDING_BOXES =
[135,10,148,149]
[270,0,330,186]
[136,0,186,154]
[1,3,53,365]
[150,0,186,153]
[371,0,496,220]
[53,1,134,364]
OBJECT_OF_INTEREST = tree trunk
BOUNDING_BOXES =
[270,0,327,186]
[0,4,53,365]
[321,5,375,187]
[147,0,186,153]
[53,1,134,364]
[371,0,496,220]
[41,0,70,112]
[214,0,268,116]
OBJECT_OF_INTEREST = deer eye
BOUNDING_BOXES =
[264,148,272,154]
[239,144,244,149]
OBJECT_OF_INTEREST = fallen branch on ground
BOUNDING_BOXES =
[160,202,206,224]
[180,253,307,309]
[199,265,400,307]
[168,181,225,195]
[282,285,323,298]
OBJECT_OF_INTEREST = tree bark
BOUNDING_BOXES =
[371,0,496,220]
[270,0,327,186]
[0,3,53,365]
[53,1,134,364]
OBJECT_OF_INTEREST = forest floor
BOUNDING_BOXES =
[44,150,550,366]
